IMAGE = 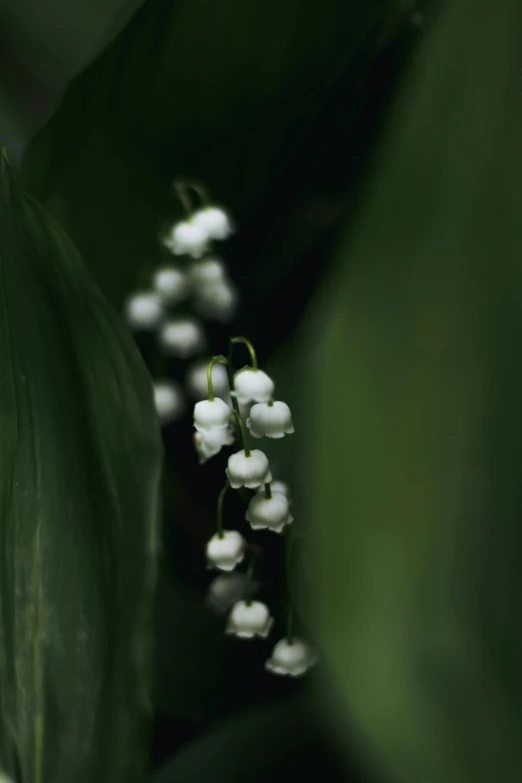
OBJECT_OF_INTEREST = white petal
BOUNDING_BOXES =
[265,637,316,677]
[233,368,275,404]
[206,573,252,615]
[166,220,210,257]
[153,266,190,304]
[189,257,227,287]
[206,530,246,571]
[124,292,163,329]
[186,358,230,400]
[192,206,234,240]
[247,401,294,438]
[159,318,205,358]
[194,278,239,322]
[226,449,271,489]
[153,380,184,424]
[226,600,273,638]
[194,398,231,431]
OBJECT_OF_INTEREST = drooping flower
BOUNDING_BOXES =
[265,637,316,677]
[226,600,273,639]
[206,530,246,572]
[226,449,271,489]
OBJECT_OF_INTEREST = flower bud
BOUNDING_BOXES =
[247,400,294,439]
[192,206,234,240]
[246,491,293,533]
[226,600,273,639]
[153,380,184,424]
[159,318,205,358]
[164,220,209,257]
[265,637,316,677]
[233,368,274,404]
[193,398,231,432]
[152,266,190,304]
[226,449,271,489]
[124,291,163,329]
[206,530,246,571]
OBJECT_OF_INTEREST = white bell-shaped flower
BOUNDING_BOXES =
[159,318,205,358]
[266,480,291,499]
[192,206,234,240]
[226,449,271,489]
[194,278,238,322]
[206,572,259,615]
[124,291,163,329]
[245,491,293,533]
[247,400,294,439]
[265,637,317,677]
[153,380,184,424]
[164,220,209,258]
[233,368,275,404]
[226,600,273,639]
[194,397,231,432]
[193,426,235,463]
[152,266,190,304]
[186,358,229,400]
[189,257,227,288]
[206,530,246,572]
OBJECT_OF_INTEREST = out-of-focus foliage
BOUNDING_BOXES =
[0,0,146,151]
[150,690,352,783]
[307,0,522,781]
[0,152,162,783]
[0,0,145,88]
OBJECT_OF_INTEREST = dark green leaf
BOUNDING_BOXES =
[150,690,349,783]
[308,1,522,782]
[0,151,162,782]
[0,0,145,88]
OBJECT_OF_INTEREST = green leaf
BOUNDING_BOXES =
[0,151,162,782]
[150,690,344,783]
[308,1,522,782]
[0,0,146,88]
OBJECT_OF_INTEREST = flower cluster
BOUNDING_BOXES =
[123,178,315,678]
[123,181,238,425]
[197,337,316,678]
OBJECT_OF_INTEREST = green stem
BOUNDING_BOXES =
[286,606,294,645]
[285,527,295,644]
[264,482,272,499]
[244,554,256,606]
[172,180,193,216]
[230,336,258,370]
[185,181,211,206]
[207,354,227,401]
[232,410,250,457]
[226,342,242,419]
[216,481,230,538]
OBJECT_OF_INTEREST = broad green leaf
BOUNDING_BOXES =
[308,1,522,782]
[150,690,349,783]
[0,151,162,782]
[0,0,147,151]
[0,0,145,88]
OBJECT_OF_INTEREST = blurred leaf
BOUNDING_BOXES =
[0,0,145,88]
[307,1,522,782]
[150,690,350,783]
[0,152,162,782]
